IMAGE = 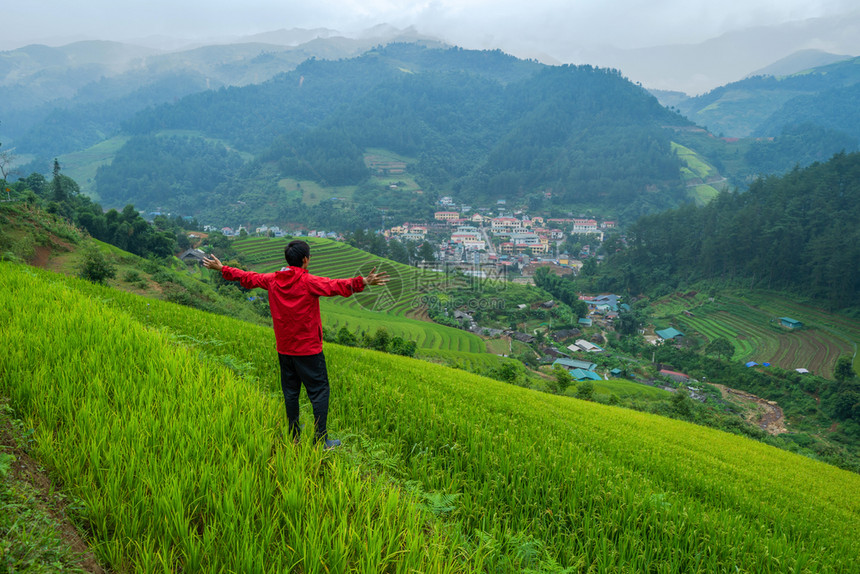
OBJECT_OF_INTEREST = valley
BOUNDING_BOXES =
[2,36,860,573]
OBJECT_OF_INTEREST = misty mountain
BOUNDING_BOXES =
[745,49,852,79]
[0,41,159,108]
[93,44,690,224]
[0,28,447,157]
[237,28,341,46]
[666,56,860,141]
[582,10,860,95]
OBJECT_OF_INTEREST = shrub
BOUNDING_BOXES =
[78,248,116,285]
[575,381,595,401]
[123,270,142,283]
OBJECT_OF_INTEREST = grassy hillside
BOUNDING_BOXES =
[671,141,727,205]
[2,261,859,572]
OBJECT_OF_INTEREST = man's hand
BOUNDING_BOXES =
[363,267,389,287]
[203,254,224,271]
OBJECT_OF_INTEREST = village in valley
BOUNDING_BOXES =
[395,195,618,282]
[177,194,819,394]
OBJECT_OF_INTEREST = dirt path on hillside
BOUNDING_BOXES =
[31,245,52,267]
[1,404,105,573]
[713,384,788,435]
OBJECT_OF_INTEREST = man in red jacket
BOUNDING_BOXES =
[203,239,389,449]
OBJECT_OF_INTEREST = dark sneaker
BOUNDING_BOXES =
[323,438,341,450]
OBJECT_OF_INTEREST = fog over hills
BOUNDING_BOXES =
[745,49,853,79]
[570,11,860,95]
[5,1,860,95]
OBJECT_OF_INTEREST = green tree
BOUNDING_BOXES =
[616,309,643,336]
[580,257,597,277]
[671,389,694,419]
[553,365,571,394]
[336,326,357,346]
[0,128,16,185]
[51,159,67,203]
[371,327,390,352]
[390,336,417,357]
[705,337,735,361]
[494,361,522,385]
[834,356,856,383]
[418,241,436,263]
[78,247,116,285]
[575,380,594,401]
[833,388,860,422]
[388,239,410,264]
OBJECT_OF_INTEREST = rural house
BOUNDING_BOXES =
[569,368,603,381]
[779,317,803,329]
[656,327,684,341]
[568,339,604,353]
[552,358,598,372]
[178,248,207,264]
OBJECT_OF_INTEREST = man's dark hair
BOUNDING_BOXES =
[285,240,311,267]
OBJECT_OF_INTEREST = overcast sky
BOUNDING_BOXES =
[6,0,856,49]
[5,1,860,92]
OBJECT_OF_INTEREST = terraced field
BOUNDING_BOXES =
[233,237,487,354]
[650,291,709,317]
[660,292,857,378]
[320,300,486,353]
[234,236,442,316]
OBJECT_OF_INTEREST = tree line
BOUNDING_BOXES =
[5,160,192,260]
[599,151,860,310]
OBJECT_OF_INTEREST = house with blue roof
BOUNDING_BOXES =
[656,327,684,340]
[569,368,603,381]
[552,358,598,372]
[779,317,803,329]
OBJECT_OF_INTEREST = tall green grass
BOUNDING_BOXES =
[1,264,468,573]
[2,262,859,572]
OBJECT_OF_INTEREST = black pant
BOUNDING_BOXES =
[278,352,331,441]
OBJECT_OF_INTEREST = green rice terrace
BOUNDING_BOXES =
[233,236,439,317]
[652,291,859,379]
[232,236,488,357]
[2,262,859,572]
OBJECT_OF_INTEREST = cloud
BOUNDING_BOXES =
[3,0,858,58]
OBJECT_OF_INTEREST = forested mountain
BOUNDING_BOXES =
[93,135,247,212]
[599,151,860,310]
[1,32,442,159]
[669,56,860,139]
[650,56,860,184]
[91,44,690,222]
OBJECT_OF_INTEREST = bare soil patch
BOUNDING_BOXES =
[713,384,788,435]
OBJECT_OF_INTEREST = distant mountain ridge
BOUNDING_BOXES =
[89,44,691,222]
[0,26,447,154]
[662,55,860,140]
[745,49,853,78]
[582,10,860,95]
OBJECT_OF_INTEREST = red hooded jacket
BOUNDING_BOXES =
[221,265,365,355]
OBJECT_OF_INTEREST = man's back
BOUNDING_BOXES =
[221,265,365,355]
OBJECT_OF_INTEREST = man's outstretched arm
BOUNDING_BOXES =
[306,267,390,297]
[203,254,272,290]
